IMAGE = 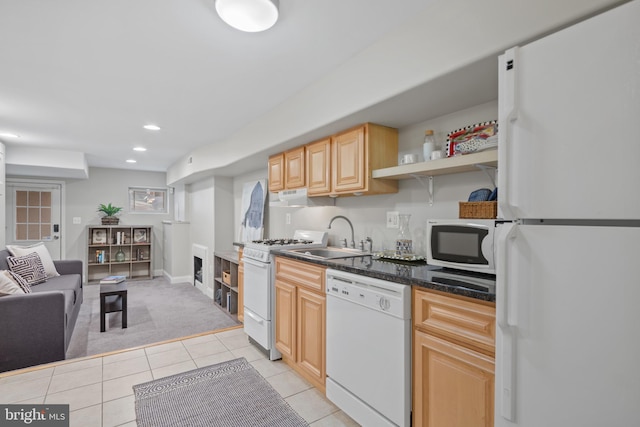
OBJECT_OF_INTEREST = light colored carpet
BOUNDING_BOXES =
[66,277,240,359]
[133,357,309,427]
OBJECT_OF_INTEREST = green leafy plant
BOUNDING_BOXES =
[97,203,123,217]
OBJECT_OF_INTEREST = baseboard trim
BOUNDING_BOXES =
[163,272,191,284]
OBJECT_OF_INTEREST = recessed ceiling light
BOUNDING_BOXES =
[0,133,20,138]
[133,147,147,152]
[143,124,161,131]
[126,159,137,163]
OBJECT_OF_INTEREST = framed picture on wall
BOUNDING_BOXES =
[133,228,147,243]
[128,187,168,214]
[92,229,108,244]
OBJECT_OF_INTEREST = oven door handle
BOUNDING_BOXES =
[243,258,269,269]
[245,310,264,324]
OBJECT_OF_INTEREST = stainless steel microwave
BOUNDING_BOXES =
[426,219,497,275]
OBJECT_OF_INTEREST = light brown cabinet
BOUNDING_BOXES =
[268,153,284,192]
[306,123,398,197]
[269,147,306,192]
[413,288,496,427]
[275,257,326,391]
[284,146,306,189]
[306,138,332,195]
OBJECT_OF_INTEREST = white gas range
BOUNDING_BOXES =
[242,230,328,360]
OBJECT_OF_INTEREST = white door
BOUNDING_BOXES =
[6,181,63,259]
[498,1,640,220]
[495,223,640,426]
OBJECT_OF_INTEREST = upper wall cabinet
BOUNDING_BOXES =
[310,123,399,197]
[269,147,306,193]
[284,147,305,189]
[268,153,284,192]
[306,138,332,196]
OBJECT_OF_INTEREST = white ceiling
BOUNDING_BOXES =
[0,0,434,174]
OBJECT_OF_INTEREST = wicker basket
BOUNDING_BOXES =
[459,201,497,219]
[222,271,231,285]
[101,217,120,225]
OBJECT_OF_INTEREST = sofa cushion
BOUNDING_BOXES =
[35,275,81,304]
[0,270,32,293]
[7,252,48,286]
[0,271,25,296]
[7,242,60,278]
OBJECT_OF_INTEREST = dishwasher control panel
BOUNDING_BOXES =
[326,269,410,319]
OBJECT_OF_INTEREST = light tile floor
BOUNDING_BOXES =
[0,327,360,427]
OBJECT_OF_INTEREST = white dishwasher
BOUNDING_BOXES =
[325,269,411,427]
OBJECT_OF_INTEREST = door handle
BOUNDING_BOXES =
[242,258,268,269]
[245,310,263,325]
[53,236,60,240]
[499,47,519,219]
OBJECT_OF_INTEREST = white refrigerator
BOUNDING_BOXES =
[495,1,640,426]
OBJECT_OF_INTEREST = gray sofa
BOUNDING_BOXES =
[0,249,83,373]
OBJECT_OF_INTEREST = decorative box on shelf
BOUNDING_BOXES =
[222,270,231,285]
[459,201,497,219]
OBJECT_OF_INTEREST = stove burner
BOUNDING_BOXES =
[252,238,314,246]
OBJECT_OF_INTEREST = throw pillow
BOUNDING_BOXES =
[7,252,47,286]
[0,270,26,296]
[7,242,60,278]
[0,270,31,294]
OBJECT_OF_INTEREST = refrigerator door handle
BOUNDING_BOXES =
[497,222,517,328]
[498,47,519,219]
[496,221,518,422]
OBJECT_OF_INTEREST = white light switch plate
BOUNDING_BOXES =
[387,211,399,228]
[72,217,81,225]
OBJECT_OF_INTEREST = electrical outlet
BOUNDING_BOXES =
[72,217,81,225]
[286,213,291,225]
[387,211,399,228]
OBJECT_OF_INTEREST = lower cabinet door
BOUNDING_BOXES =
[297,287,326,387]
[275,280,296,359]
[413,330,494,427]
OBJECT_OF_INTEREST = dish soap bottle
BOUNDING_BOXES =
[396,214,412,255]
[423,130,437,161]
[115,248,125,262]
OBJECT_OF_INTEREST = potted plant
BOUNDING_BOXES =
[97,203,123,225]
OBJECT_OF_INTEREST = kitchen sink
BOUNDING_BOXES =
[285,247,370,259]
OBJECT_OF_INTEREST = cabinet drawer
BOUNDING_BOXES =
[413,288,495,355]
[275,257,325,293]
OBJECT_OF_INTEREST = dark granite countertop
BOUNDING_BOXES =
[276,250,496,303]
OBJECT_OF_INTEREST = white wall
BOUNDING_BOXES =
[184,176,234,295]
[233,169,269,242]
[63,167,171,274]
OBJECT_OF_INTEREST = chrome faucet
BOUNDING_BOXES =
[328,215,355,249]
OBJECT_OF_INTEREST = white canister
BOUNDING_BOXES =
[423,130,436,161]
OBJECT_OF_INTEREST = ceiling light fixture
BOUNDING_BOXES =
[126,159,137,163]
[215,0,279,32]
[0,132,20,138]
[143,124,161,131]
[133,147,147,152]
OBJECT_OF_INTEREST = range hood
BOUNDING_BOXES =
[269,188,334,207]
